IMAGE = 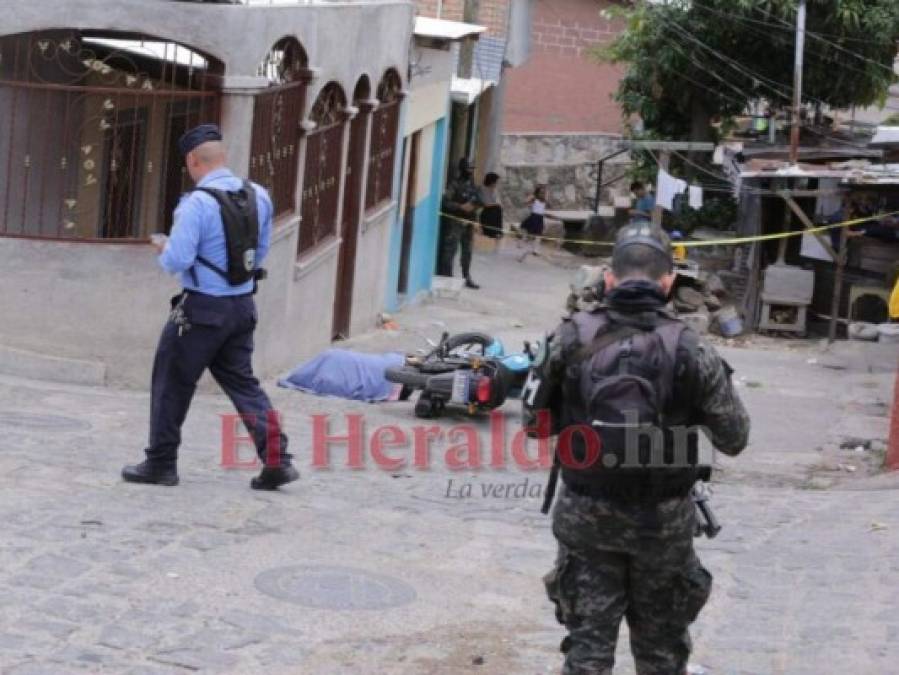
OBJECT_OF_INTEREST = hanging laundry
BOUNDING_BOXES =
[655,168,687,211]
[689,185,704,210]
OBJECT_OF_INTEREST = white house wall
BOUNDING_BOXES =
[350,205,397,337]
[405,46,454,134]
[0,0,414,387]
[2,1,413,91]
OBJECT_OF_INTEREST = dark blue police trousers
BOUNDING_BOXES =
[144,291,291,468]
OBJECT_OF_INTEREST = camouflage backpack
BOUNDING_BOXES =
[558,308,703,502]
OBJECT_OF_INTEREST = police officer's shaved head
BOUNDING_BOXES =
[610,223,674,283]
[178,124,226,182]
[192,140,226,166]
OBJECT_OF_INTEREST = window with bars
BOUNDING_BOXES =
[0,30,221,240]
[299,82,346,256]
[365,69,402,211]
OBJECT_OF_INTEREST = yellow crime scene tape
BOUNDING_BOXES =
[439,210,899,250]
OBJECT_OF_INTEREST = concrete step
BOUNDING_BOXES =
[0,343,106,386]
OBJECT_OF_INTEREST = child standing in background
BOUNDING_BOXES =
[518,185,548,262]
[479,172,504,253]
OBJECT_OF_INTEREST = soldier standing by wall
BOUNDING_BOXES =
[529,223,750,674]
[438,157,484,289]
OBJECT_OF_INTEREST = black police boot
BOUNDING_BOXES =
[465,277,480,290]
[250,464,299,491]
[121,460,179,487]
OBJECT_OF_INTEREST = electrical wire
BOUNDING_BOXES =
[642,146,849,200]
[688,0,888,46]
[661,22,883,151]
[650,1,897,122]
[750,2,899,75]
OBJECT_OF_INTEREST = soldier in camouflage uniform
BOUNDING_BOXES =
[535,223,750,675]
[439,157,483,288]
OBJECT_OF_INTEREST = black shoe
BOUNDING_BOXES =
[121,460,179,487]
[250,465,299,491]
[465,278,480,290]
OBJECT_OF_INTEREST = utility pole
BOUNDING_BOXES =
[789,0,807,164]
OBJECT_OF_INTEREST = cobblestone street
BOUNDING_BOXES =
[1,246,897,674]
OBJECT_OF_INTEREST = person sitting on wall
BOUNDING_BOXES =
[629,181,655,223]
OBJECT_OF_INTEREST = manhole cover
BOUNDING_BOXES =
[254,565,417,610]
[0,411,91,432]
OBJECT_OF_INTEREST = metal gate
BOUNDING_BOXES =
[0,30,221,240]
[365,70,402,211]
[249,83,305,219]
[299,83,346,256]
[248,38,308,219]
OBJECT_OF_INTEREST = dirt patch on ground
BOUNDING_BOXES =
[803,436,890,490]
[297,621,553,675]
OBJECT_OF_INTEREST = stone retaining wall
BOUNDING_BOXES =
[499,132,632,220]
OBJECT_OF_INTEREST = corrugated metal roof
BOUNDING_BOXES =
[414,16,486,41]
[473,35,506,83]
[870,126,899,147]
[448,35,506,86]
[451,76,495,105]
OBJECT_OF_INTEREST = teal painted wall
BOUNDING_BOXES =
[385,116,448,312]
[406,117,447,300]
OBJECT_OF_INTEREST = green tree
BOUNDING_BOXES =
[598,0,899,140]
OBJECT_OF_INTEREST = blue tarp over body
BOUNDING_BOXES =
[278,349,405,402]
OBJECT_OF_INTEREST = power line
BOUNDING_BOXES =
[651,1,896,113]
[664,22,795,103]
[658,30,760,103]
[750,2,899,75]
[697,6,887,85]
[661,23,884,151]
[664,20,865,112]
[642,146,849,200]
[689,1,885,46]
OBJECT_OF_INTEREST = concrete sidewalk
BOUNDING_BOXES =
[0,244,897,674]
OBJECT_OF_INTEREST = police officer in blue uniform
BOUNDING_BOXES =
[122,124,297,490]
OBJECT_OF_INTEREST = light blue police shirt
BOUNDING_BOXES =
[158,168,274,297]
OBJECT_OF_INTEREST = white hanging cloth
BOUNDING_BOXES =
[656,168,687,211]
[689,185,704,210]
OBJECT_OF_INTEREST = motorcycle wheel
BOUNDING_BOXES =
[443,332,495,355]
[414,393,444,419]
[486,362,512,408]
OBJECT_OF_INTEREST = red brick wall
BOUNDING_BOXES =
[531,0,622,57]
[505,0,627,133]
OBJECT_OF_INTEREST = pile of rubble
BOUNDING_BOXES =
[672,262,741,337]
[568,262,743,337]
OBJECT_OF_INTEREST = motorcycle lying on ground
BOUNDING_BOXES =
[385,332,535,418]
